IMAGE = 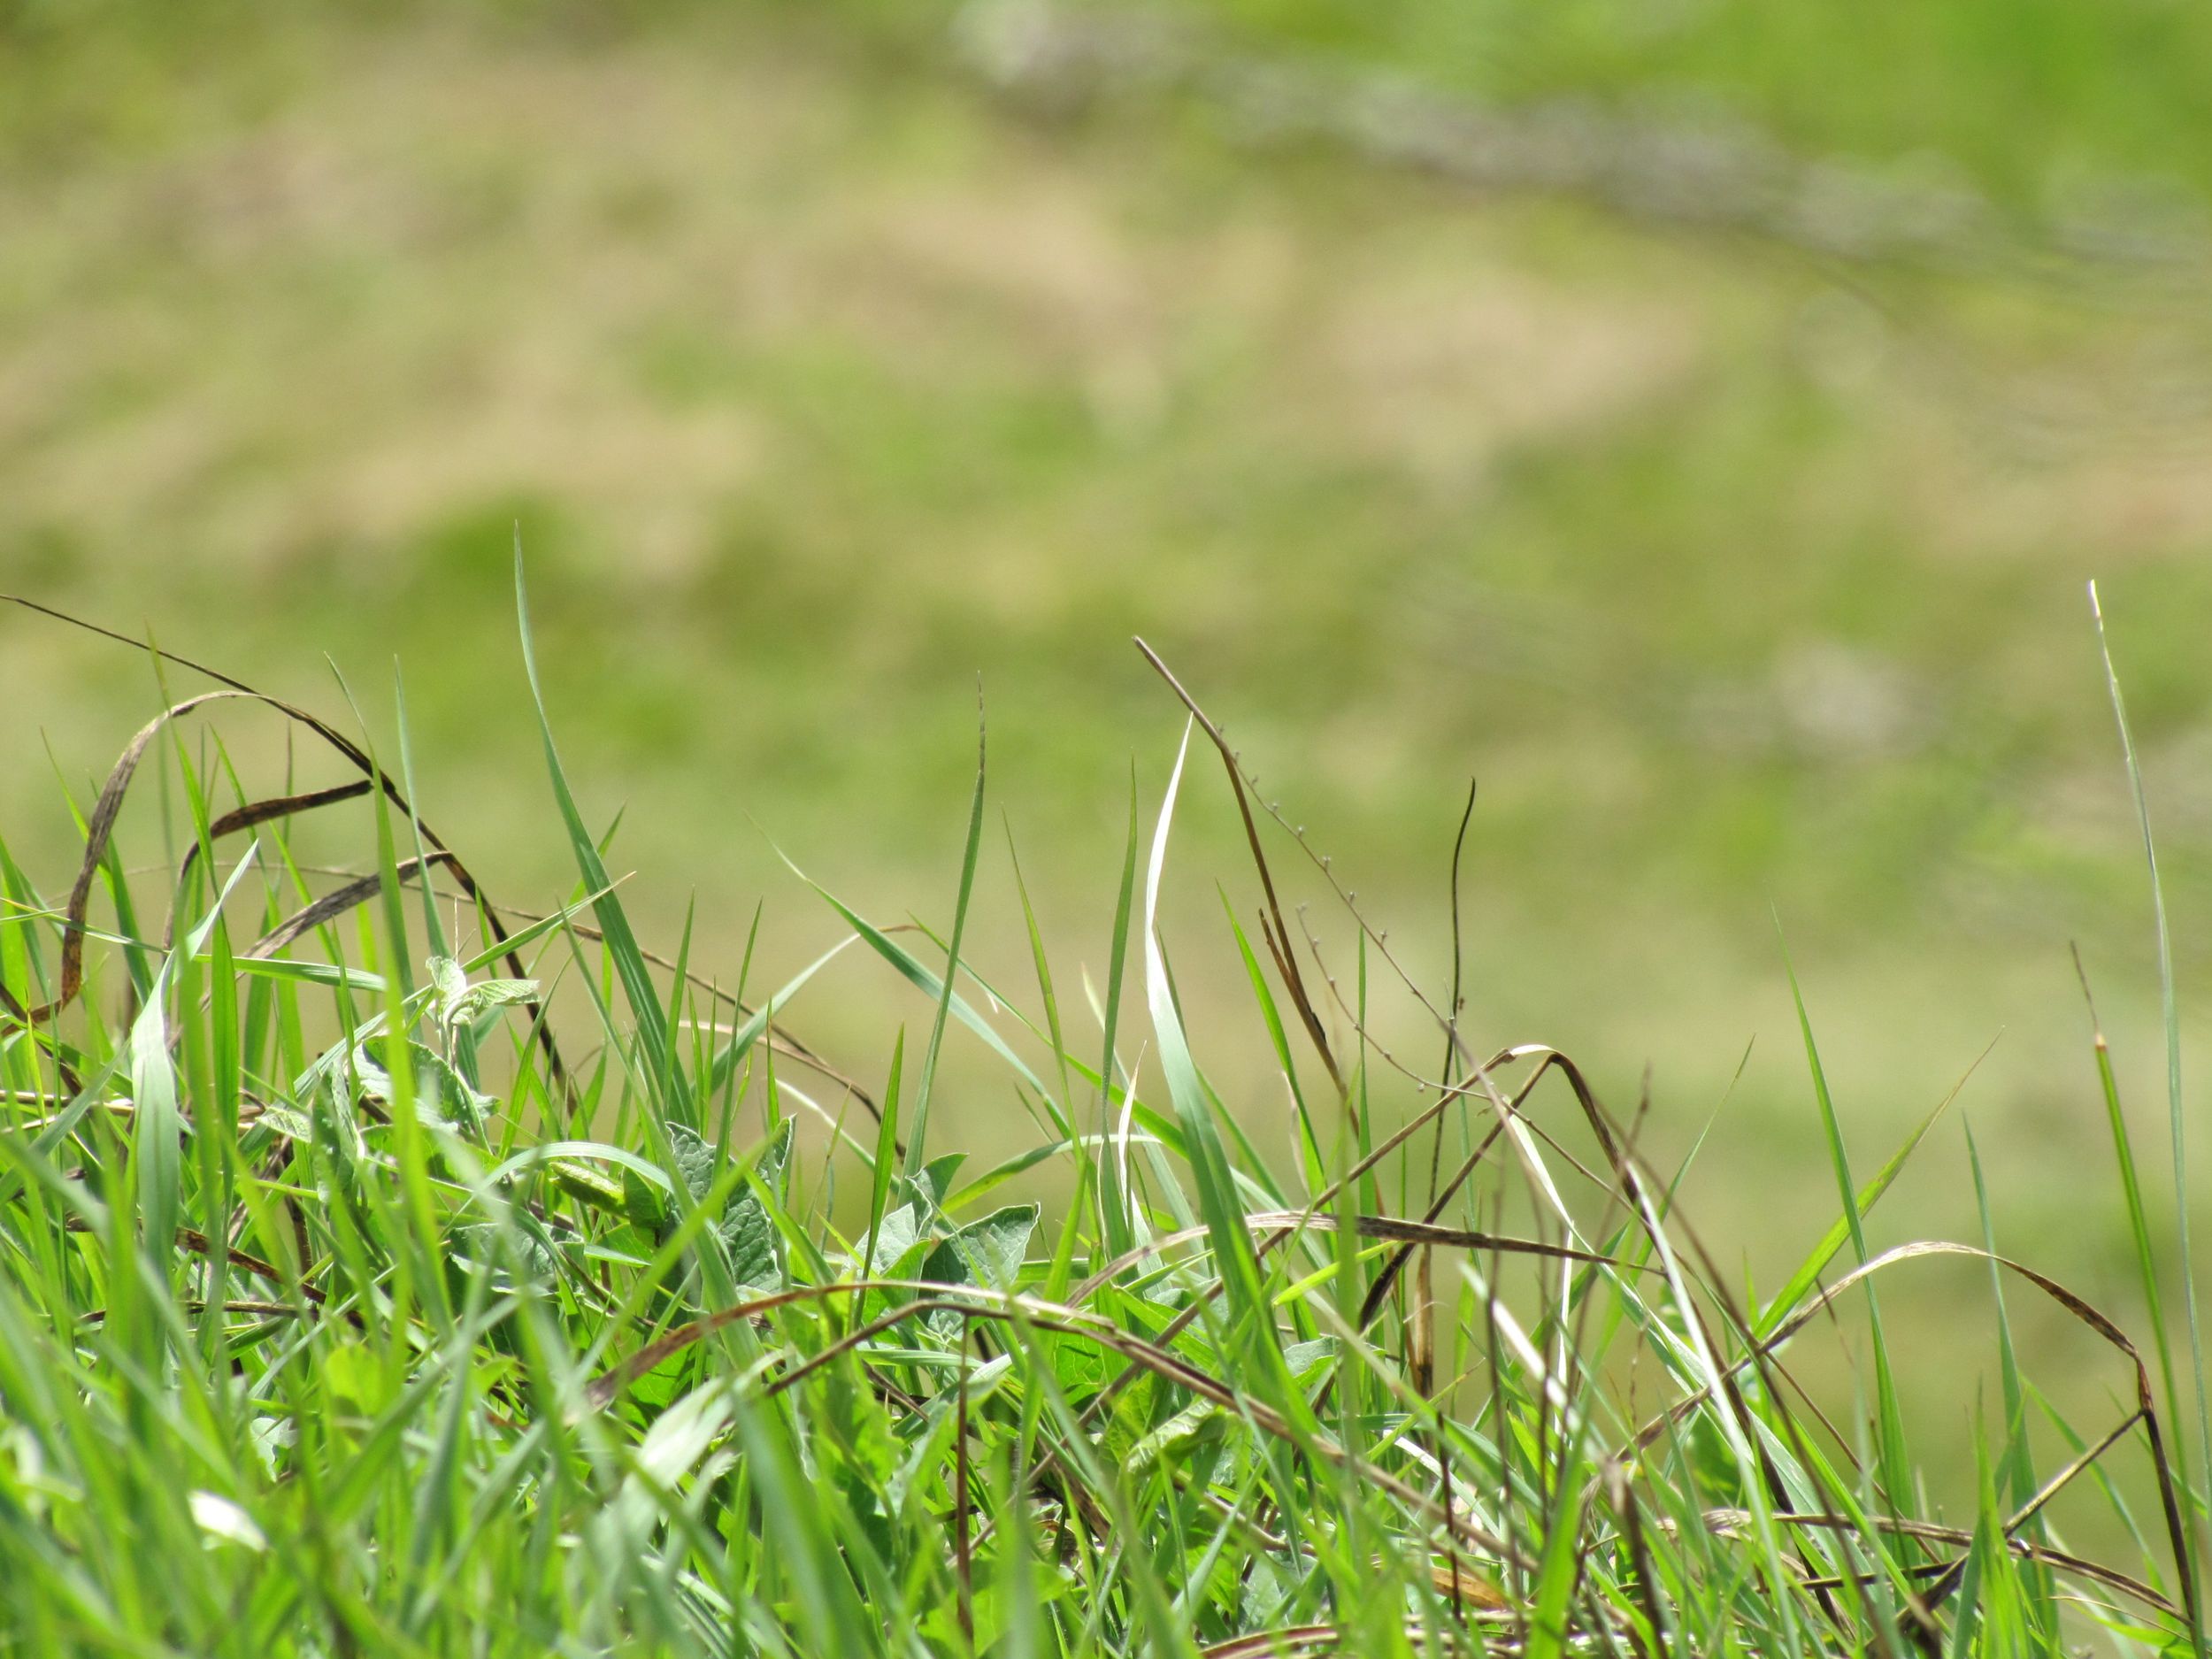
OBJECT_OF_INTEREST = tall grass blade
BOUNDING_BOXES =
[514,541,684,1121]
[2090,580,2211,1620]
[1778,932,1914,1520]
[907,699,987,1186]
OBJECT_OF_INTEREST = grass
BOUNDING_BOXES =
[0,0,2209,1606]
[3,4,2208,1320]
[13,0,2212,210]
[1066,0,2212,212]
[0,573,2203,1656]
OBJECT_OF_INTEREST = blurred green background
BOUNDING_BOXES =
[4,0,2210,1522]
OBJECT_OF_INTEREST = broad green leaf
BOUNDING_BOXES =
[720,1194,782,1292]
[946,1203,1038,1294]
[907,1152,967,1215]
[447,1222,558,1290]
[1125,1397,1226,1478]
[664,1122,718,1206]
[347,1038,494,1135]
[720,1122,796,1291]
[858,1204,925,1279]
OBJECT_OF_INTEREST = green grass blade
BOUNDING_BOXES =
[2091,580,2211,1624]
[1778,931,1913,1518]
[514,541,684,1122]
[1755,1055,1975,1339]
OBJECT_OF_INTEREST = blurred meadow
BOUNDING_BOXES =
[4,0,2211,1499]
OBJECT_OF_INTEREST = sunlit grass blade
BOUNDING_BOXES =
[1756,1053,1978,1339]
[515,542,684,1122]
[905,699,988,1187]
[2091,579,2210,1625]
[1778,930,1913,1522]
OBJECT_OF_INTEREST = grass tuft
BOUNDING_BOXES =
[0,592,2203,1656]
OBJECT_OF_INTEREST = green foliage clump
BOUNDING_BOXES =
[0,579,2202,1657]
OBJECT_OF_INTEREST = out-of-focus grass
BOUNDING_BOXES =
[0,1,2208,1463]
[1154,0,2212,210]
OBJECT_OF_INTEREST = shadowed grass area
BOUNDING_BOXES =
[0,578,2202,1654]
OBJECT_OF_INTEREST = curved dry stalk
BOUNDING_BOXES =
[1198,1622,1485,1658]
[61,1216,323,1306]
[1134,635,1344,1102]
[81,1299,308,1325]
[7,597,871,1125]
[1628,1238,2199,1637]
[10,687,251,1024]
[237,869,879,1118]
[161,781,374,951]
[1071,1210,1633,1307]
[1130,638,1465,1054]
[0,601,568,1087]
[1721,1509,2185,1621]
[250,853,465,959]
